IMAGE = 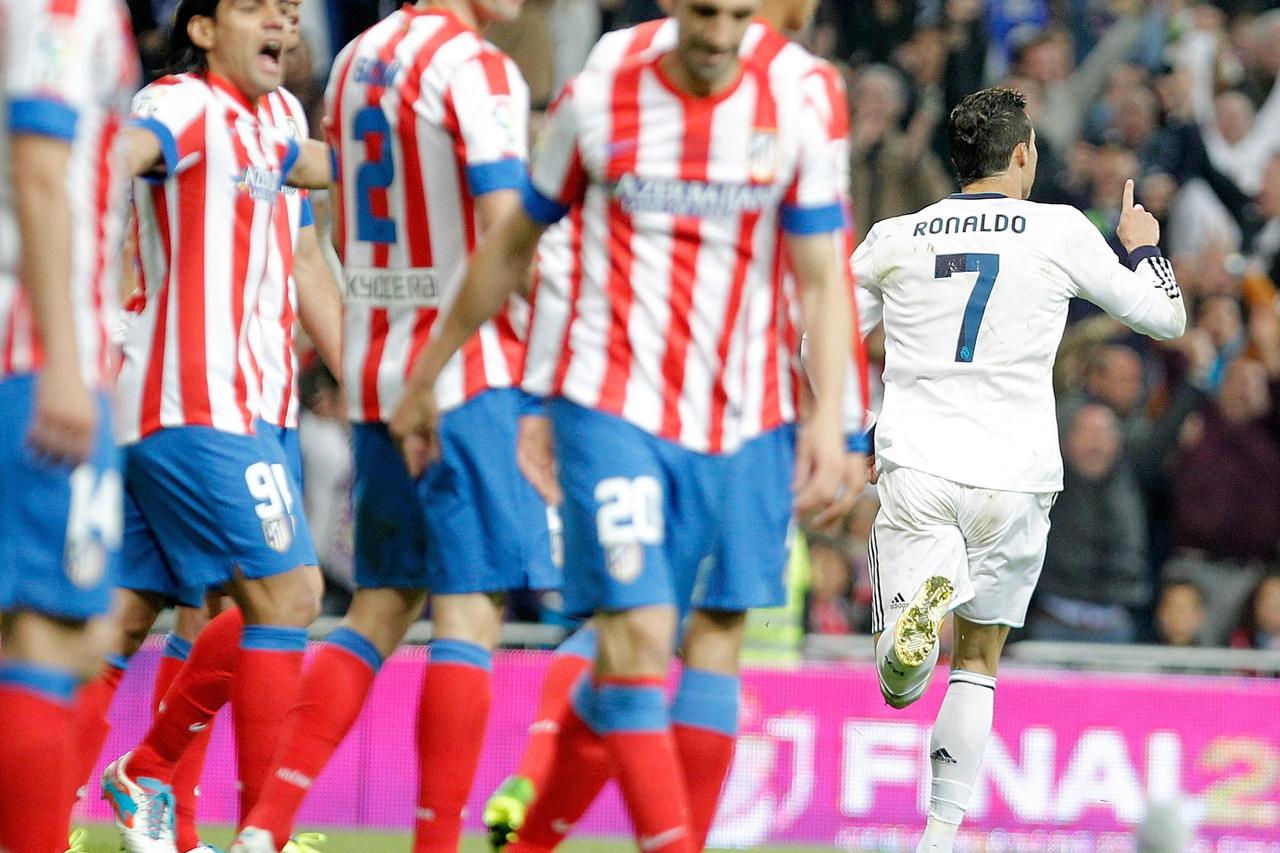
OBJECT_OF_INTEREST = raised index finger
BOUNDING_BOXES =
[1122,178,1134,210]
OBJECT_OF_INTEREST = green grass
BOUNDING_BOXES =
[75,824,843,852]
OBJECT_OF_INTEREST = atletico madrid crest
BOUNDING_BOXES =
[261,514,294,554]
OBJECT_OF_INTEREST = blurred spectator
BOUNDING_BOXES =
[488,0,556,108]
[1164,352,1280,645]
[1028,405,1148,643]
[804,535,858,635]
[815,0,920,67]
[1154,580,1207,647]
[847,65,953,241]
[598,0,662,31]
[1082,344,1147,435]
[1230,573,1280,651]
[298,360,354,616]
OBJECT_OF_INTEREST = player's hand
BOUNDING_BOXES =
[808,451,868,530]
[517,414,563,506]
[793,417,849,518]
[1117,178,1160,252]
[28,364,96,467]
[388,386,441,478]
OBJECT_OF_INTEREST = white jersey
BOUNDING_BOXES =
[0,0,136,388]
[851,193,1185,492]
[256,87,311,429]
[327,6,530,422]
[523,23,848,453]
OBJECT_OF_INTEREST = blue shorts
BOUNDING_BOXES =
[120,487,204,608]
[352,388,558,594]
[693,424,796,611]
[261,422,303,491]
[119,422,315,598]
[0,375,120,621]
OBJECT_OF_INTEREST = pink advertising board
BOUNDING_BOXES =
[78,642,1280,851]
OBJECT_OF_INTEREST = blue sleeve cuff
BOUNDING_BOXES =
[513,389,546,417]
[9,97,78,141]
[1126,245,1161,270]
[300,195,314,227]
[521,177,570,225]
[467,157,525,196]
[280,137,301,182]
[781,201,845,235]
[845,431,871,454]
[126,116,180,178]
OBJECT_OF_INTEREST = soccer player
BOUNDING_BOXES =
[86,0,331,848]
[389,0,854,848]
[850,87,1185,853]
[481,2,870,849]
[229,2,557,851]
[0,0,135,849]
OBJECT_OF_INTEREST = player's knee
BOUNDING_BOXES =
[681,609,746,674]
[432,592,504,650]
[597,607,677,674]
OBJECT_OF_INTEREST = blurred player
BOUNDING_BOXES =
[389,0,854,849]
[230,2,556,851]
[81,0,332,848]
[0,0,135,848]
[850,87,1185,853]
[481,1,869,849]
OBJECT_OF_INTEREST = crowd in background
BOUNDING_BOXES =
[123,0,1280,653]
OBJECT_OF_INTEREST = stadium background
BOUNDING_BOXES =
[92,0,1280,848]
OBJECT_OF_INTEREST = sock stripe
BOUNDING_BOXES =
[430,638,491,671]
[163,634,193,662]
[242,625,308,652]
[555,626,598,662]
[326,627,384,673]
[670,669,738,736]
[949,670,996,690]
[595,681,667,734]
[0,661,78,704]
[106,653,130,671]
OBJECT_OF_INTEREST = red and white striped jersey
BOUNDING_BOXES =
[0,0,136,388]
[326,6,530,423]
[522,28,847,454]
[255,86,312,429]
[117,72,301,443]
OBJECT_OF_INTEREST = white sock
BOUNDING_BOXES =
[916,816,960,853]
[876,622,939,704]
[926,670,996,837]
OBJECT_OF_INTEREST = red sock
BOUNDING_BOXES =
[151,646,187,717]
[173,722,213,852]
[0,665,77,853]
[245,629,381,848]
[68,656,126,799]
[509,692,611,851]
[516,646,593,791]
[596,676,692,853]
[674,724,735,850]
[412,640,492,853]
[129,609,243,783]
[232,625,307,821]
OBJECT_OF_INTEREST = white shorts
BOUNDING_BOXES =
[869,465,1055,633]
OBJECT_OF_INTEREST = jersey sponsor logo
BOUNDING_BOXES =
[232,166,285,203]
[343,267,441,307]
[611,173,777,218]
[912,213,1027,237]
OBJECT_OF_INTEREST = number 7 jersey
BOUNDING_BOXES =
[851,192,1185,493]
[325,6,529,422]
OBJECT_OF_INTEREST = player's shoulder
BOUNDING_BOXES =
[264,86,309,137]
[132,73,208,113]
[584,18,674,71]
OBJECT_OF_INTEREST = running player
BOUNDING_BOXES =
[89,0,331,848]
[230,2,556,851]
[389,0,853,849]
[851,87,1185,853]
[482,2,869,849]
[0,0,135,848]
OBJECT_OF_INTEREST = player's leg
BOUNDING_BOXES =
[0,375,119,852]
[917,618,1004,853]
[869,467,968,708]
[237,421,429,851]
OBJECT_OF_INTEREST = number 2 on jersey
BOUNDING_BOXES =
[352,106,397,244]
[935,252,1000,363]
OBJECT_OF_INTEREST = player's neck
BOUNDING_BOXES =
[419,0,483,31]
[960,175,1020,199]
[658,51,744,99]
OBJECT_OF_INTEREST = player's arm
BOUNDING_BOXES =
[11,132,97,464]
[286,139,333,189]
[787,229,853,518]
[1070,179,1186,341]
[293,217,344,377]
